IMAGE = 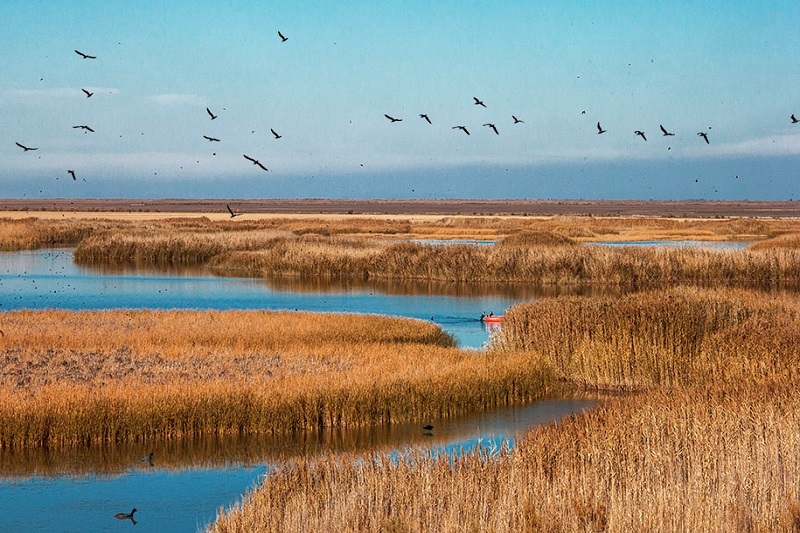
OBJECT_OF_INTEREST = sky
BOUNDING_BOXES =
[1,1,799,201]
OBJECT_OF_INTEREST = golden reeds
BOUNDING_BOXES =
[210,385,800,532]
[0,310,554,450]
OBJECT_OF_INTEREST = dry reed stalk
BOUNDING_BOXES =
[210,385,800,533]
[0,310,554,449]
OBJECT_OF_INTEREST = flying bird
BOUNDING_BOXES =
[384,114,402,122]
[67,170,76,180]
[73,125,95,132]
[226,204,242,218]
[697,132,710,144]
[81,88,93,98]
[792,114,798,124]
[512,115,524,124]
[419,114,431,124]
[659,125,675,136]
[206,107,217,120]
[596,122,606,134]
[15,142,38,151]
[483,123,499,135]
[278,30,288,42]
[452,125,470,135]
[270,128,282,139]
[74,49,96,59]
[243,154,268,171]
[473,97,486,107]
[634,130,647,141]
[203,135,220,142]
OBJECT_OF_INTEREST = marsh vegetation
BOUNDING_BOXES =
[4,213,800,531]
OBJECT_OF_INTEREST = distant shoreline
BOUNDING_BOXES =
[1,198,799,218]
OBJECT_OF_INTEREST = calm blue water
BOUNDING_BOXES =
[587,240,751,250]
[0,248,598,532]
[0,249,530,349]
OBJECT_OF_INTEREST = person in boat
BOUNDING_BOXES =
[480,311,487,321]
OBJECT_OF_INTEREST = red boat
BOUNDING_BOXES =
[481,314,504,323]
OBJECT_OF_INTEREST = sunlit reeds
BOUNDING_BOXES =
[0,310,554,450]
[210,385,800,532]
[496,286,800,390]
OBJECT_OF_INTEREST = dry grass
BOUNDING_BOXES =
[210,287,800,532]
[495,286,800,390]
[210,385,800,532]
[0,310,554,449]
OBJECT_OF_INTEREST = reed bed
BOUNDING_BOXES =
[0,218,96,251]
[210,385,800,533]
[209,239,800,289]
[496,286,800,390]
[211,287,800,532]
[0,310,554,449]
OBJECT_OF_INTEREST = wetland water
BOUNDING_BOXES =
[0,248,599,532]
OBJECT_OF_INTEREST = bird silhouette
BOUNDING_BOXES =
[67,170,76,180]
[278,30,288,42]
[512,115,524,124]
[140,451,154,466]
[634,130,647,141]
[791,114,798,124]
[206,107,218,120]
[270,128,282,139]
[114,509,137,525]
[452,125,470,135]
[226,204,242,218]
[73,125,95,132]
[596,122,606,134]
[422,424,434,431]
[697,132,710,144]
[15,142,38,151]
[243,154,268,171]
[473,97,486,107]
[483,123,499,135]
[659,125,675,136]
[419,114,432,124]
[384,114,402,122]
[81,88,93,98]
[203,135,220,142]
[74,49,96,59]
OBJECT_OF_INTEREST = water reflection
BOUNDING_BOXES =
[0,397,598,533]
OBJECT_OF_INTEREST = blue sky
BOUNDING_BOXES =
[1,1,798,200]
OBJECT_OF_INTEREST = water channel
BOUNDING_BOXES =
[0,242,746,531]
[0,248,607,532]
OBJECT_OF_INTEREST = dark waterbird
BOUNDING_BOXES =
[243,154,268,171]
[81,88,93,98]
[226,204,242,218]
[659,124,675,136]
[473,97,486,108]
[512,115,524,124]
[114,508,137,525]
[791,114,798,124]
[278,30,288,42]
[15,142,38,151]
[422,424,434,431]
[384,114,402,123]
[596,122,606,134]
[697,132,710,144]
[419,113,431,124]
[483,123,499,135]
[452,125,470,135]
[67,170,76,181]
[203,135,220,142]
[74,49,96,59]
[634,130,647,141]
[73,125,95,132]
[140,451,154,466]
[270,128,282,139]
[206,107,218,120]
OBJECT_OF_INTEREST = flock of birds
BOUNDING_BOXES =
[12,31,800,209]
[14,33,293,203]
